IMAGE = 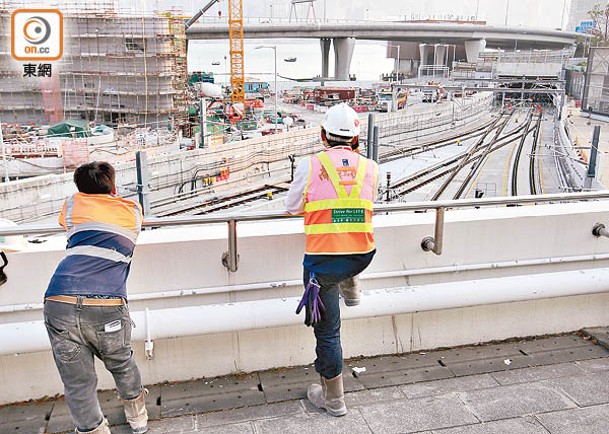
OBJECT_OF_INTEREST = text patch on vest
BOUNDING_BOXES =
[332,208,365,223]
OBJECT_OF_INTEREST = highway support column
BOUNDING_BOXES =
[320,38,331,79]
[333,37,355,81]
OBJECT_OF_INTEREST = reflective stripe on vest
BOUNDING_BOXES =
[303,150,375,255]
[61,193,142,259]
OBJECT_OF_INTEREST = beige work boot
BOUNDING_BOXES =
[307,374,347,417]
[121,388,148,434]
[75,418,111,434]
[338,275,361,306]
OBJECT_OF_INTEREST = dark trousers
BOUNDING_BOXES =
[303,258,371,379]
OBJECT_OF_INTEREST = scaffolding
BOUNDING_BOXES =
[0,1,189,129]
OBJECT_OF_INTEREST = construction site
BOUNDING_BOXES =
[0,1,190,127]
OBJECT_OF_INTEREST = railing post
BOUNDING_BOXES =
[421,207,445,255]
[222,219,239,272]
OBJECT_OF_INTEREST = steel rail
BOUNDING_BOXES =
[452,110,513,200]
[395,125,532,197]
[529,115,543,195]
[430,113,506,200]
[511,113,535,196]
[390,118,530,196]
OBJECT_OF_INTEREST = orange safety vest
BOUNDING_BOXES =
[60,192,142,237]
[303,147,377,255]
[46,193,143,298]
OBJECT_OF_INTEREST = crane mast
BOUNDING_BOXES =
[228,0,245,107]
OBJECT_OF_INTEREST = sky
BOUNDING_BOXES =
[135,0,574,29]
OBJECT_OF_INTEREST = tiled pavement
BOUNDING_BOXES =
[2,330,609,434]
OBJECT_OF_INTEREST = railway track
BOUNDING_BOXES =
[157,184,290,217]
[450,112,513,200]
[528,115,543,195]
[385,113,512,199]
[510,113,534,196]
[377,120,495,163]
[386,110,547,201]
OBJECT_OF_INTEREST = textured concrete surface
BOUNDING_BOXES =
[1,332,609,434]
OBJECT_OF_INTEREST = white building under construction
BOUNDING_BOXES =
[0,1,190,128]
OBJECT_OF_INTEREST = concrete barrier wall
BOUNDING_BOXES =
[1,200,608,404]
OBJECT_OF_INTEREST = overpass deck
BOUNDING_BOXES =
[185,22,583,49]
[2,330,608,433]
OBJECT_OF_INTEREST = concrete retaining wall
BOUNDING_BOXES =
[0,200,608,404]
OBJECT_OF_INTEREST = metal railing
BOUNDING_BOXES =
[2,191,609,271]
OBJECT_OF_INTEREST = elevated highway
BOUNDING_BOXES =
[186,21,583,79]
[186,22,581,48]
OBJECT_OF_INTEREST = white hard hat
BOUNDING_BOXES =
[321,103,361,140]
[0,219,27,252]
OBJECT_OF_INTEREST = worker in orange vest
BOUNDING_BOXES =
[44,162,148,434]
[286,103,378,416]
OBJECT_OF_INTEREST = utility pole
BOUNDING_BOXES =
[136,151,151,216]
[199,97,207,148]
[366,113,375,159]
[372,126,379,162]
[585,125,600,190]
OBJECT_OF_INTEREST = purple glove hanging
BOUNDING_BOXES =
[295,272,325,327]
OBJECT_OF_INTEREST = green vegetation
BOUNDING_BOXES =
[589,4,609,46]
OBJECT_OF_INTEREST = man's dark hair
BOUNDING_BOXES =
[322,128,359,150]
[73,161,115,194]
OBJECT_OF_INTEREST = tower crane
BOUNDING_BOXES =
[186,0,246,112]
[227,0,245,108]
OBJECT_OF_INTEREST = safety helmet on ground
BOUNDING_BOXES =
[321,103,361,142]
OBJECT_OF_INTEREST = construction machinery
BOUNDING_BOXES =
[187,0,245,110]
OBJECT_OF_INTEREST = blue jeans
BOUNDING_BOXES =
[303,265,368,379]
[44,299,143,432]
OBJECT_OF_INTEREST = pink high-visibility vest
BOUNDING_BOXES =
[303,146,378,255]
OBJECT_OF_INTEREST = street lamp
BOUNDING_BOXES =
[255,44,278,133]
[387,43,401,112]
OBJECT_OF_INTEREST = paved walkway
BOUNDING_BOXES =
[2,330,609,434]
[565,105,609,188]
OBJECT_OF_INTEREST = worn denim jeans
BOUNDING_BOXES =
[304,265,367,380]
[44,299,143,432]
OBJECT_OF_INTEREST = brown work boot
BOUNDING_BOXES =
[338,275,361,306]
[121,388,148,434]
[75,418,111,434]
[307,374,347,417]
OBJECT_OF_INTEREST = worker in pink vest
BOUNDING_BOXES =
[286,103,378,416]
